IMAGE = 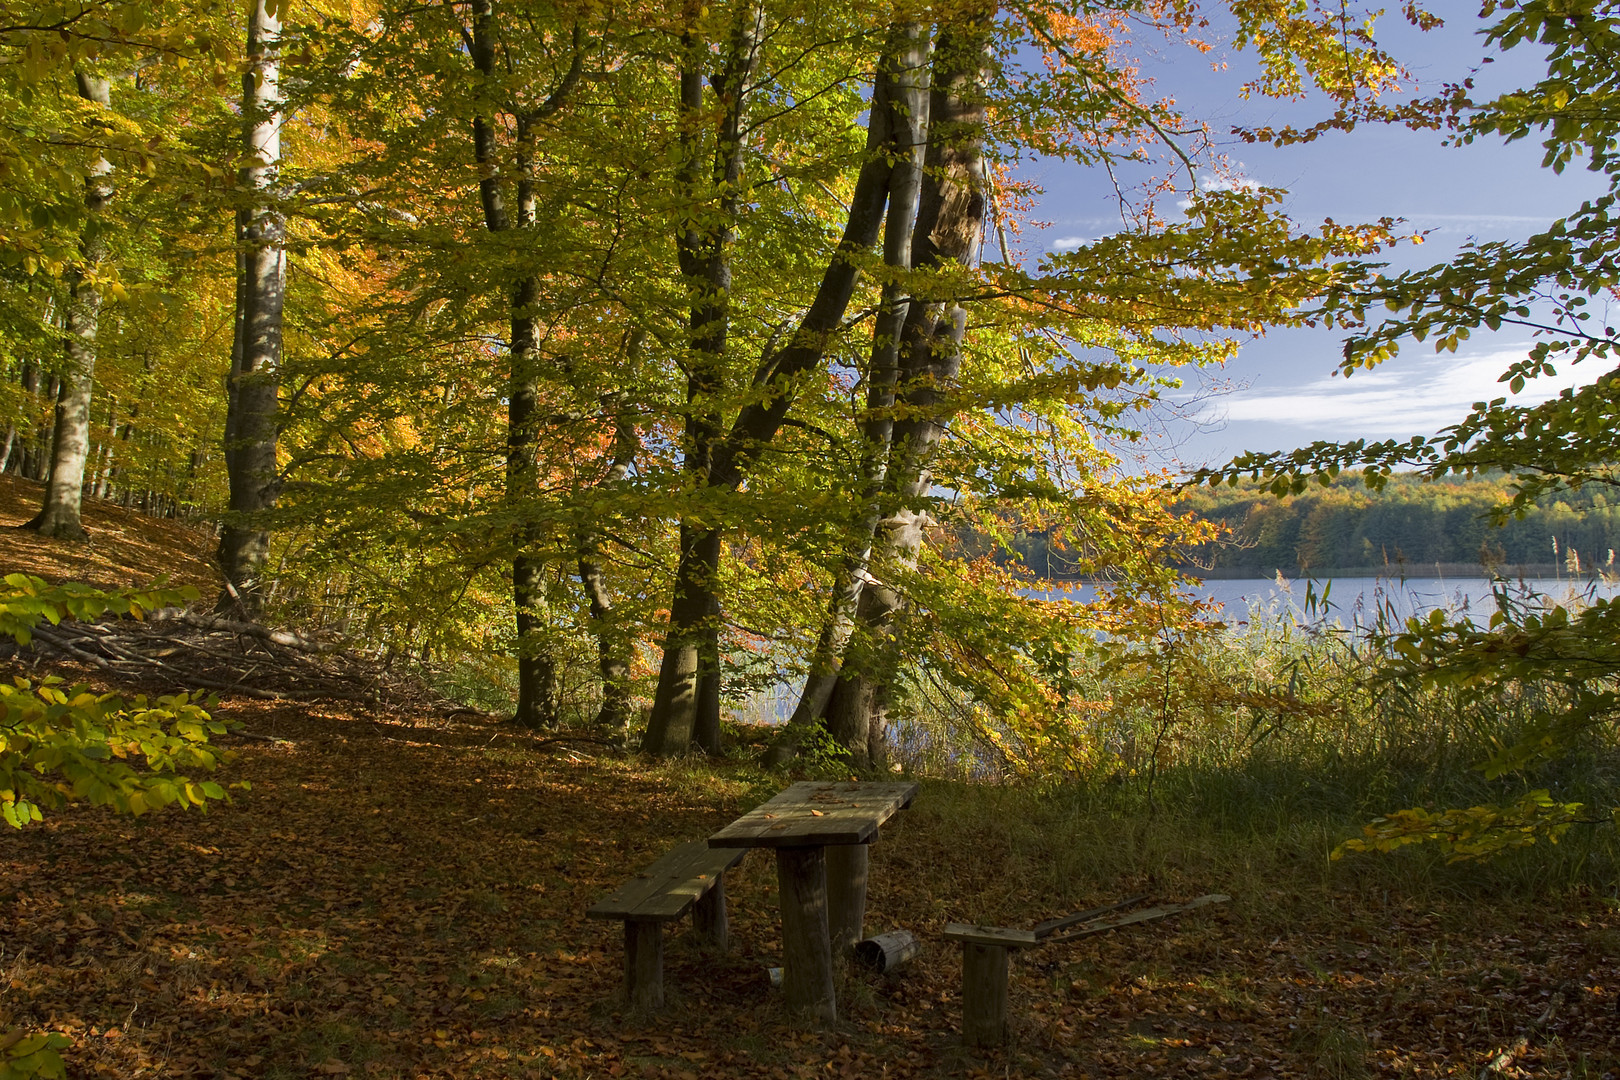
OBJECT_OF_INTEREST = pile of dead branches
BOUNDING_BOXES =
[3,608,476,715]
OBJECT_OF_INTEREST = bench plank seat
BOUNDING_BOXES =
[588,841,747,1012]
[587,842,746,923]
[943,923,1039,948]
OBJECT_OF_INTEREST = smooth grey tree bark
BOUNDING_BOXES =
[25,72,113,541]
[824,15,995,771]
[787,24,930,731]
[217,0,285,613]
[642,19,932,758]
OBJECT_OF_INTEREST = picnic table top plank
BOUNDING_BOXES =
[708,781,919,849]
[586,841,746,922]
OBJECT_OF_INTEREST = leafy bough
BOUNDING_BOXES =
[1335,588,1619,863]
[0,574,248,1078]
[0,573,246,828]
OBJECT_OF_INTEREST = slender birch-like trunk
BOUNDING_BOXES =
[577,335,641,735]
[788,24,930,730]
[825,14,995,770]
[25,72,113,540]
[642,18,926,757]
[217,0,285,612]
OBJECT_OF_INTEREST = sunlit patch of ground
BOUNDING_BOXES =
[0,475,221,592]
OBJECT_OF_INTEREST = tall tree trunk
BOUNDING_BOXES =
[12,358,38,477]
[577,344,641,735]
[25,72,113,540]
[825,14,994,771]
[33,373,58,481]
[217,0,285,613]
[508,115,560,730]
[789,23,930,730]
[465,0,582,729]
[642,3,768,756]
[642,18,925,757]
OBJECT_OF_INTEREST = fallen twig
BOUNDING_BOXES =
[1044,893,1231,944]
[1479,988,1564,1078]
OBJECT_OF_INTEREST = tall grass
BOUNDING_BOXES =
[883,582,1620,894]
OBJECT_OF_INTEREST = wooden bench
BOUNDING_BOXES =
[587,841,747,1011]
[945,894,1229,1047]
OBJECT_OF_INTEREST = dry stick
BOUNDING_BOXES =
[1032,895,1149,940]
[1479,990,1564,1078]
[147,633,275,666]
[484,731,622,749]
[150,609,327,652]
[28,627,321,701]
[36,620,439,710]
[26,625,133,677]
[1043,894,1231,944]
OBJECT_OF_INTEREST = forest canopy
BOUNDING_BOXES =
[0,0,1421,767]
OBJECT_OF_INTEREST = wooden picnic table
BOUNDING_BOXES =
[710,780,918,1023]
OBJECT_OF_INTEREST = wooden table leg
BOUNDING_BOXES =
[825,843,868,959]
[776,846,836,1023]
[624,918,664,1012]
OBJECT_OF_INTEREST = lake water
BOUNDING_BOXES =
[1030,574,1620,627]
[734,573,1620,724]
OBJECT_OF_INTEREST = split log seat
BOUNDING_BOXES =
[587,841,747,1011]
[942,924,1041,1047]
[945,894,1230,1047]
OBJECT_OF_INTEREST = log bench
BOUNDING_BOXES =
[587,841,747,1011]
[942,924,1040,1047]
[945,894,1229,1047]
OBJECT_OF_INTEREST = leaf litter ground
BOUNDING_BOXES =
[3,683,1618,1079]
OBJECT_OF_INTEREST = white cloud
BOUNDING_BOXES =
[1048,235,1090,251]
[1398,212,1563,237]
[1201,346,1593,437]
[1199,173,1260,194]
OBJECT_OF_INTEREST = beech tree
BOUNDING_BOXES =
[0,0,1446,765]
[641,9,930,755]
[218,0,289,613]
[24,69,115,540]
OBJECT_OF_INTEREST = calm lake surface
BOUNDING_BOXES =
[1031,574,1620,626]
[737,574,1620,724]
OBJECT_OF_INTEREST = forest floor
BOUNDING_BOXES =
[0,475,221,592]
[3,491,1619,1079]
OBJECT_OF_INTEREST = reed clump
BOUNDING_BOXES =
[884,581,1620,896]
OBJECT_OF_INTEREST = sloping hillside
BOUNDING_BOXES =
[0,475,222,593]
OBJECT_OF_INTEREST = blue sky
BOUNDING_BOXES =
[1024,5,1611,472]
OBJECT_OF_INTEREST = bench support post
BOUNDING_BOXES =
[692,873,728,950]
[825,844,868,959]
[624,918,664,1012]
[777,846,836,1024]
[961,942,1012,1047]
